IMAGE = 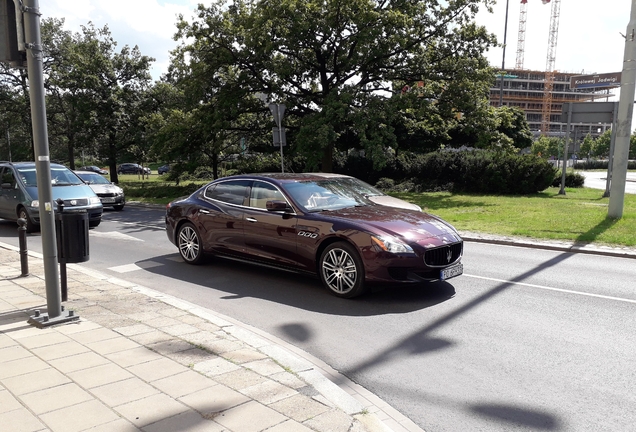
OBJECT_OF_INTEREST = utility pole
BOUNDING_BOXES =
[609,0,636,218]
[21,0,78,326]
[499,0,510,107]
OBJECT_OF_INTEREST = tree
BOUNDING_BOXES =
[593,129,611,158]
[579,133,594,160]
[44,22,154,181]
[174,0,497,172]
[531,136,562,159]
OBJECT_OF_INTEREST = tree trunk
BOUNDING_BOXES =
[321,142,334,173]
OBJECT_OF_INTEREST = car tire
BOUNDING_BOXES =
[177,222,205,264]
[17,207,37,233]
[319,242,366,298]
[113,204,124,211]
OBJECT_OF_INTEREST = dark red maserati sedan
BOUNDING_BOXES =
[165,173,463,298]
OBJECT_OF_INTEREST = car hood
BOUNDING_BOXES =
[367,195,421,211]
[24,184,97,201]
[87,184,121,194]
[327,205,461,245]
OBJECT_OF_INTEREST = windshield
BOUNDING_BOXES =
[17,166,84,187]
[77,172,110,185]
[284,179,374,212]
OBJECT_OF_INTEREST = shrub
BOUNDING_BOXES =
[552,171,585,188]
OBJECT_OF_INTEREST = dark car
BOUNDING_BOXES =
[117,163,150,175]
[75,170,125,211]
[158,164,170,175]
[165,173,463,298]
[79,165,109,175]
[0,162,103,232]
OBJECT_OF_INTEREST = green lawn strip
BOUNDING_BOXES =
[117,176,636,248]
[393,187,636,247]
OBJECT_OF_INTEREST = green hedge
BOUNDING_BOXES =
[552,171,585,188]
[337,150,557,195]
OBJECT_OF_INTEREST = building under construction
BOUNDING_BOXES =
[489,70,617,139]
[488,0,618,146]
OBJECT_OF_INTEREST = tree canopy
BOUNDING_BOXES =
[172,0,498,171]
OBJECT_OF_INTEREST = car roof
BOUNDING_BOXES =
[1,161,67,169]
[225,173,354,183]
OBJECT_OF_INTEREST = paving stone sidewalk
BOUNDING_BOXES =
[0,246,420,432]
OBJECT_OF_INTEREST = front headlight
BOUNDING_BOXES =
[30,200,39,208]
[371,235,414,254]
[89,197,101,204]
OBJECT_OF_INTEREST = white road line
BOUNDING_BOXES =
[464,274,636,305]
[109,263,142,273]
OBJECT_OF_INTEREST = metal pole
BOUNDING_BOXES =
[558,103,572,195]
[277,104,284,173]
[22,0,61,319]
[499,0,510,107]
[609,0,636,218]
[603,102,619,197]
[17,218,29,277]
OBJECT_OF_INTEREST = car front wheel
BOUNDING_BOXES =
[17,207,37,233]
[319,242,366,298]
[177,222,205,264]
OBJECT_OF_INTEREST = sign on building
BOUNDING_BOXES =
[570,72,621,89]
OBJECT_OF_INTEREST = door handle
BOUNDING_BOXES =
[199,209,210,214]
[246,217,258,223]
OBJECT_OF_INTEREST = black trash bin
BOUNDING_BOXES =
[55,207,89,264]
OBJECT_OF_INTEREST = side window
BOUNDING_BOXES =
[0,168,16,188]
[249,181,285,209]
[204,180,250,205]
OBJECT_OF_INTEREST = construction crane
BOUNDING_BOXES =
[540,0,561,136]
[513,0,562,136]
[514,0,528,69]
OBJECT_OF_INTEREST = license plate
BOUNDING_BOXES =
[101,197,116,203]
[440,263,463,281]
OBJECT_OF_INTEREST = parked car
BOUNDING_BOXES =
[117,163,150,175]
[75,170,125,211]
[158,164,171,175]
[165,173,463,298]
[307,173,422,211]
[79,165,109,175]
[0,162,103,233]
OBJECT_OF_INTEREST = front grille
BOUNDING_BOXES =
[62,198,89,207]
[97,192,117,198]
[424,242,463,267]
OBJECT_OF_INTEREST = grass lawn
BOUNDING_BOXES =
[393,187,636,247]
[118,175,636,247]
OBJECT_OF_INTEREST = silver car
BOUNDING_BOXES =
[75,171,125,211]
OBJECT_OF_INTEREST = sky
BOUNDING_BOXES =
[39,0,635,106]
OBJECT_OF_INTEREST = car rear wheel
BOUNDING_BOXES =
[319,242,366,298]
[17,207,37,233]
[177,222,205,264]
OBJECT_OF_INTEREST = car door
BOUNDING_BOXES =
[242,180,299,267]
[0,167,19,219]
[198,180,250,256]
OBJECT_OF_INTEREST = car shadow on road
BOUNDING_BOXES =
[134,253,457,317]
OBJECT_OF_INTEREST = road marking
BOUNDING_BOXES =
[90,231,144,242]
[109,261,164,273]
[464,274,636,305]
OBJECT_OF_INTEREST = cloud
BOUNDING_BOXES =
[39,0,201,80]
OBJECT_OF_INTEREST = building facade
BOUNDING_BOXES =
[490,70,617,144]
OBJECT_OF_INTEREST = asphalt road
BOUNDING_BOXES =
[578,170,636,194]
[1,206,635,432]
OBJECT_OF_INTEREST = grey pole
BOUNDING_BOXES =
[603,102,619,198]
[609,0,636,218]
[22,0,78,327]
[558,103,572,195]
[499,0,510,107]
[277,104,284,173]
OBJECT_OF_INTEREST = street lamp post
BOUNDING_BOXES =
[499,0,510,107]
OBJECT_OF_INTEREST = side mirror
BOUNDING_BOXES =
[266,200,291,212]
